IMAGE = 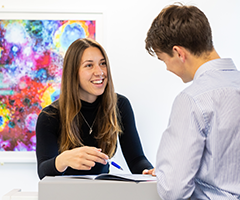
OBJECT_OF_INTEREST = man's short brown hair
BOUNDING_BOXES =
[145,3,213,57]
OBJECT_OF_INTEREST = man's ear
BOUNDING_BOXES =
[173,46,186,63]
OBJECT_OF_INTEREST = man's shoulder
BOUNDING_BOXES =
[181,75,216,99]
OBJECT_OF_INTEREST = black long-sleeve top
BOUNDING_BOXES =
[36,94,153,179]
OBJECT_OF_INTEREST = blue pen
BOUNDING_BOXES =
[108,160,123,170]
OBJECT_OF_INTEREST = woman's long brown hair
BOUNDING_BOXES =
[56,38,122,157]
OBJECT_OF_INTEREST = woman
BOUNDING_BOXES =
[36,38,154,179]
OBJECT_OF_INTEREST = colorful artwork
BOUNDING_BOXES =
[0,19,96,151]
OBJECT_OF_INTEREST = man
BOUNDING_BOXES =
[145,3,240,200]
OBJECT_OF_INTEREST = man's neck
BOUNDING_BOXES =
[200,49,220,64]
[187,49,220,81]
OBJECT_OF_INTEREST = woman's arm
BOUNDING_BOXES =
[36,106,62,179]
[117,94,154,174]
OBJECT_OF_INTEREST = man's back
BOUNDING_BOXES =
[184,58,240,199]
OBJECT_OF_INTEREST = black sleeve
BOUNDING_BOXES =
[36,106,63,179]
[117,94,153,174]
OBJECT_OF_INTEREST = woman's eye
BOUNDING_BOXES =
[86,64,92,68]
[100,62,106,66]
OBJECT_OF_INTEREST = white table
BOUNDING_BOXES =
[39,176,161,200]
[2,176,162,200]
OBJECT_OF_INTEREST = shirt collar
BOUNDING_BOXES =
[193,58,237,80]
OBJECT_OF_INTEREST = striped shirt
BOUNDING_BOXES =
[156,58,240,200]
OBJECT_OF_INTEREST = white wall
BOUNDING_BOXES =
[1,0,240,197]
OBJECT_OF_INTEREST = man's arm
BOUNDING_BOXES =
[156,92,206,199]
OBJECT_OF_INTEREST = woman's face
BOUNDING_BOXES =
[78,46,108,103]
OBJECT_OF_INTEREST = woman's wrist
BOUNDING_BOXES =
[55,151,69,172]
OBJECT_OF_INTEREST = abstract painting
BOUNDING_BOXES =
[0,11,102,161]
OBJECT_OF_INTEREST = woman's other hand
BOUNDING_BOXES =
[142,168,156,176]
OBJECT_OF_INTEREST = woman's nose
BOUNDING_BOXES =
[93,65,104,76]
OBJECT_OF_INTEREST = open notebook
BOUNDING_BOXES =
[69,174,156,183]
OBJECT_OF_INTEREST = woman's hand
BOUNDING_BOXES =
[55,146,109,172]
[142,168,156,176]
